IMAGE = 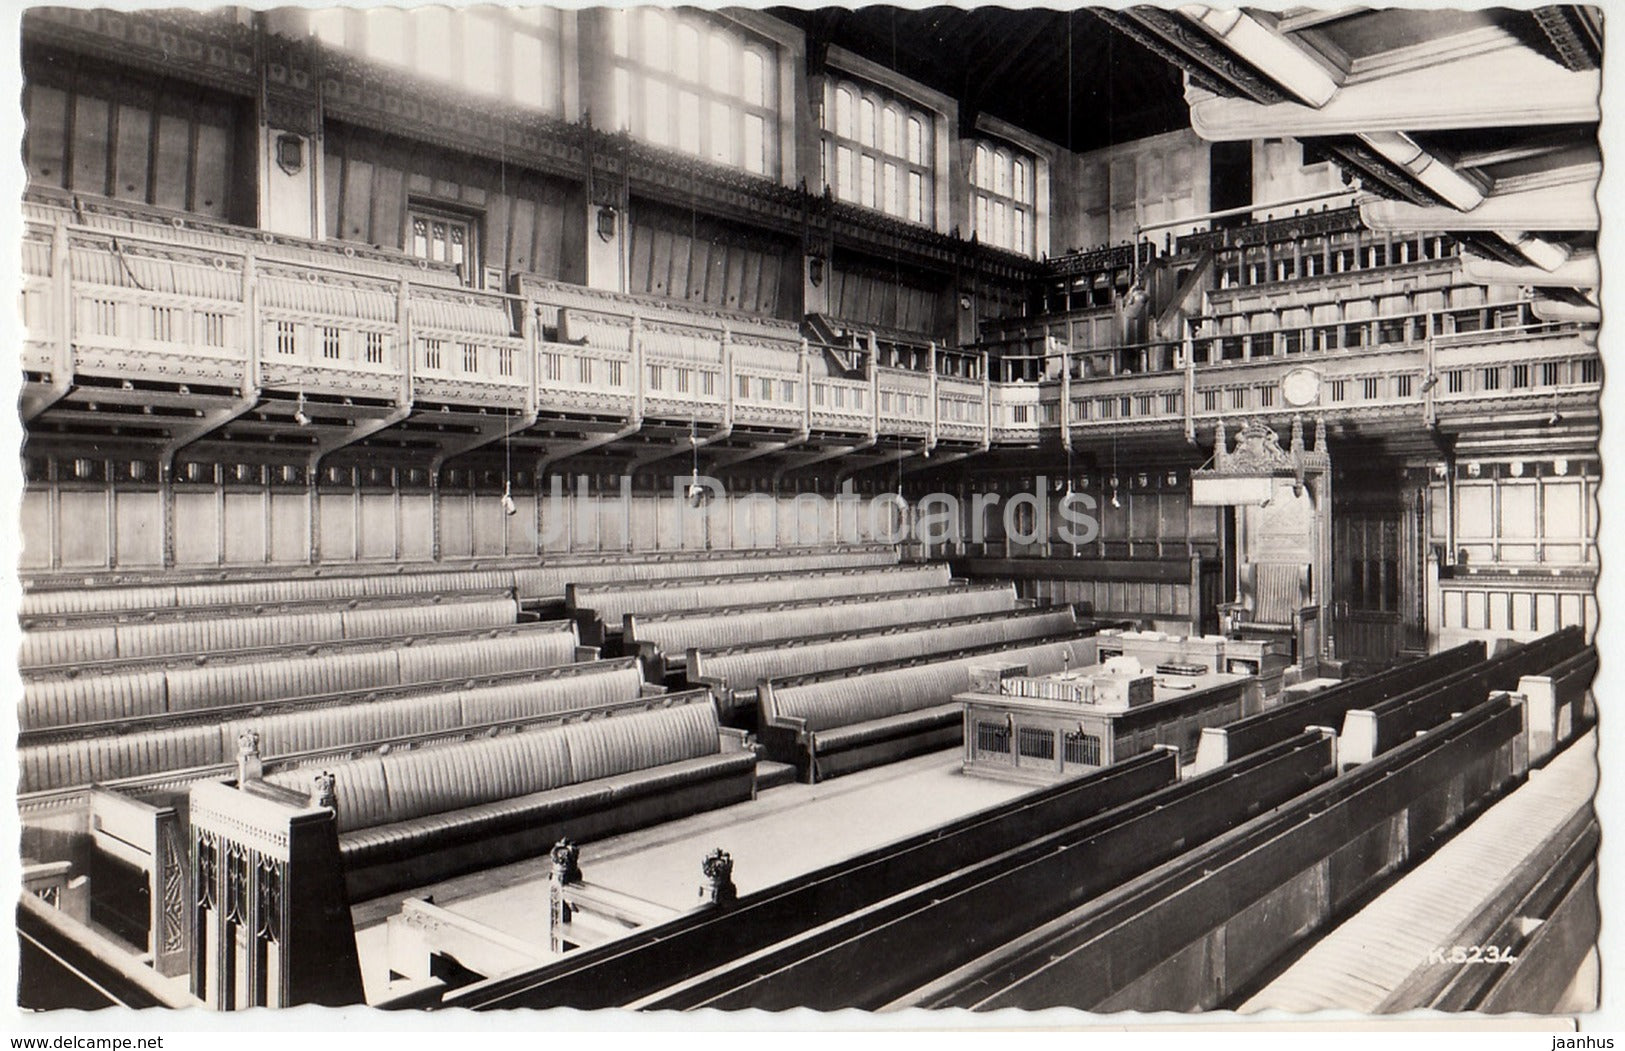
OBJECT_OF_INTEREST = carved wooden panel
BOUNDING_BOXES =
[325,122,571,282]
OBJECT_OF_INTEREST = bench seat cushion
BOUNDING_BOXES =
[811,703,962,753]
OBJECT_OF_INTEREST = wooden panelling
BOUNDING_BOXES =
[23,475,911,568]
[626,202,794,318]
[324,122,573,281]
[23,48,247,221]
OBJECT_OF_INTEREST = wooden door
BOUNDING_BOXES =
[1332,511,1405,664]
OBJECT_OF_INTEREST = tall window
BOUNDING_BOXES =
[972,141,1036,255]
[821,75,933,226]
[308,6,565,116]
[609,9,779,177]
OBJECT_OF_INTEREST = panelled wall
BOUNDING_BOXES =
[21,44,252,225]
[912,471,1222,559]
[1426,459,1600,646]
[827,249,951,335]
[18,470,908,570]
[323,122,580,284]
[625,201,798,318]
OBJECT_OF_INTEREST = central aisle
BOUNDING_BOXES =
[352,748,1034,1000]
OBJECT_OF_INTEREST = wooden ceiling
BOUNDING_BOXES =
[767,6,1192,153]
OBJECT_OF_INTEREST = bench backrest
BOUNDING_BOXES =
[265,699,721,831]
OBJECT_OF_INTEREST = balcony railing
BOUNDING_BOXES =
[21,215,1601,454]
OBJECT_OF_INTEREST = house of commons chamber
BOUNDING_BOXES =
[11,2,1604,1016]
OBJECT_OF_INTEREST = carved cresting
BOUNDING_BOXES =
[699,848,737,906]
[236,729,263,784]
[310,771,337,812]
[548,839,582,954]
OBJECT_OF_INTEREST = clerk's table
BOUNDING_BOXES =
[958,660,1263,783]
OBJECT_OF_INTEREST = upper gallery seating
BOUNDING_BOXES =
[262,692,757,899]
[22,620,582,730]
[759,633,1102,782]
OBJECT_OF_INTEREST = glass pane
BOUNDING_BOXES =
[709,31,732,93]
[995,151,1011,195]
[363,8,408,66]
[976,196,989,238]
[644,79,668,143]
[882,107,898,156]
[975,144,990,189]
[613,68,632,130]
[464,15,502,95]
[1013,158,1028,201]
[642,8,670,70]
[412,217,428,257]
[743,50,765,106]
[860,154,876,207]
[1014,208,1027,252]
[710,100,733,165]
[513,34,554,112]
[837,145,854,200]
[860,98,876,146]
[675,22,699,81]
[678,91,701,154]
[882,162,898,215]
[834,87,852,137]
[414,7,455,82]
[907,116,924,164]
[310,9,346,47]
[908,171,923,222]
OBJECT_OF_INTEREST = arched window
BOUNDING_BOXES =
[606,12,781,177]
[321,6,564,116]
[821,73,934,227]
[971,138,1038,255]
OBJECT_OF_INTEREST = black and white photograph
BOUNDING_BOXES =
[5,0,1612,1031]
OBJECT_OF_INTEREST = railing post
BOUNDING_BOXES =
[51,219,73,394]
[630,312,644,421]
[721,324,734,430]
[1058,333,1071,453]
[927,339,939,451]
[1183,316,1197,442]
[398,277,413,405]
[1424,316,1438,429]
[243,250,260,395]
[799,338,812,435]
[981,350,992,447]
[524,297,540,419]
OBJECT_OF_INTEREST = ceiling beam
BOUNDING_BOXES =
[1361,170,1600,232]
[1188,44,1599,140]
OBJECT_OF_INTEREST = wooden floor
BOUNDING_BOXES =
[351,748,1032,1001]
[1241,730,1598,1014]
